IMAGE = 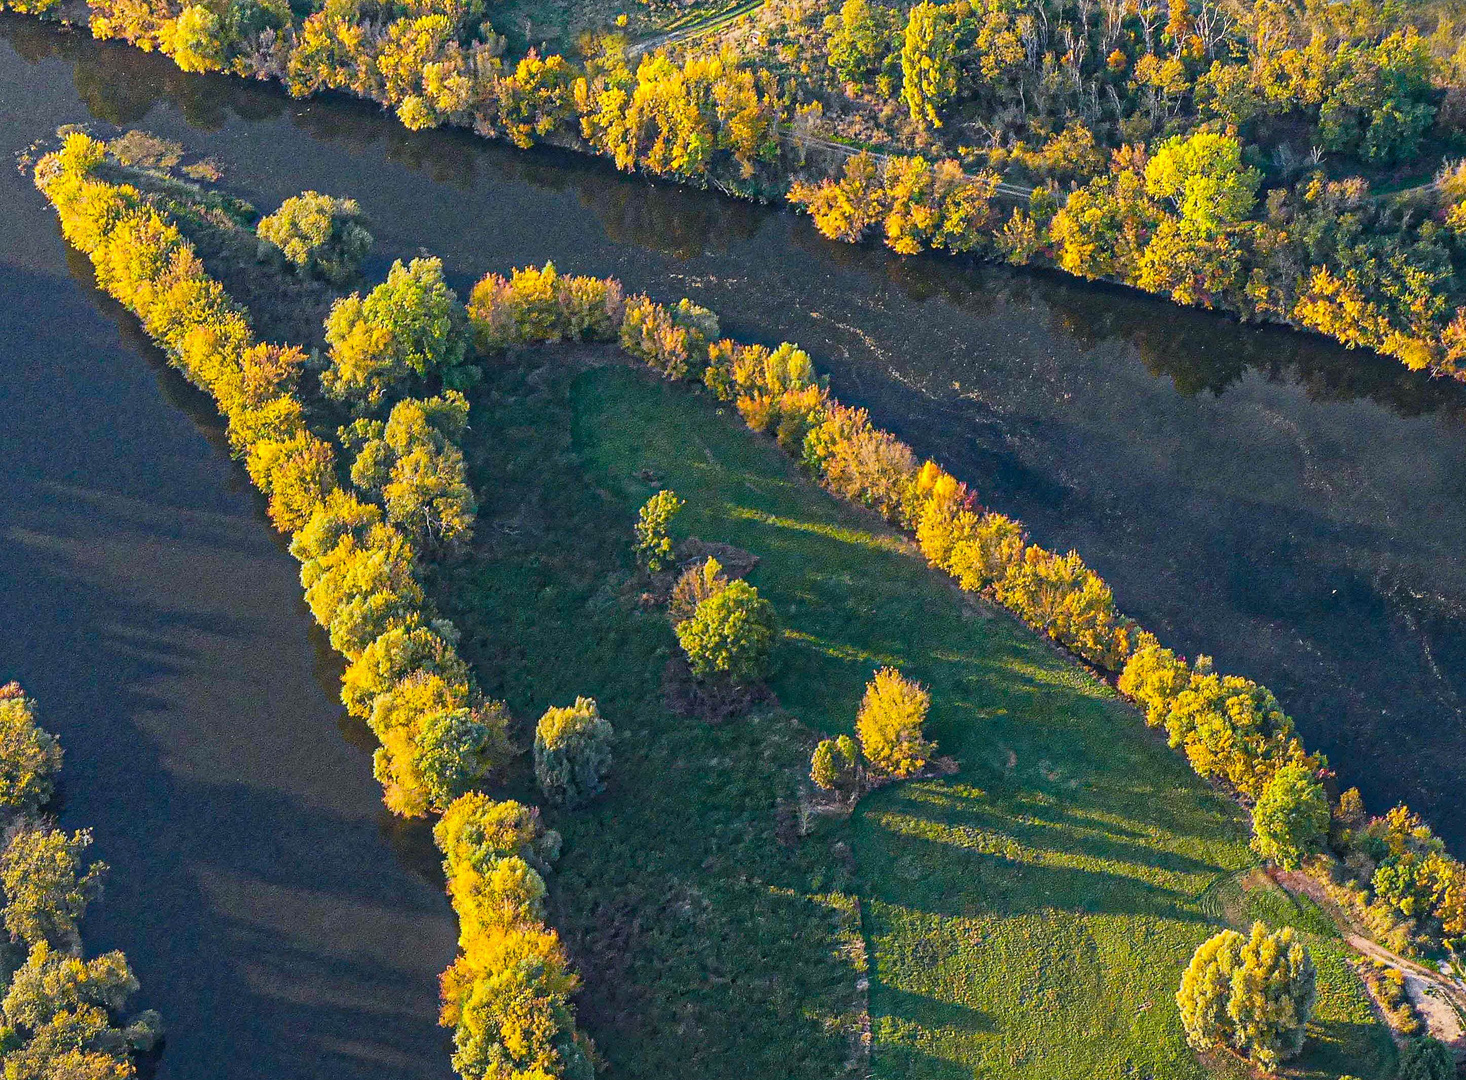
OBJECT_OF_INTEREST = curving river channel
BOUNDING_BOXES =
[5,13,1466,1075]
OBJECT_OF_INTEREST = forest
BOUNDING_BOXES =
[2,0,1465,380]
[14,123,1466,1078]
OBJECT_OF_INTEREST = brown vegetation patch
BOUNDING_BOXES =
[661,655,772,722]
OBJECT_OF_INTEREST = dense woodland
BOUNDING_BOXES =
[21,125,1466,1075]
[4,0,1466,378]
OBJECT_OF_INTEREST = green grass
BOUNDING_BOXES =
[433,354,1397,1080]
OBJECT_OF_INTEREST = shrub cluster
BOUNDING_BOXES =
[0,684,162,1077]
[435,795,594,1080]
[1355,958,1424,1037]
[468,262,625,351]
[35,140,594,1080]
[256,190,372,285]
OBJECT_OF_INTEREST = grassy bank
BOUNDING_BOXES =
[433,353,1396,1079]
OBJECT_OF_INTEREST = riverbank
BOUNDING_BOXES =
[3,0,1463,381]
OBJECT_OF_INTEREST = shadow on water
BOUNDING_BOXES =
[0,181,457,1080]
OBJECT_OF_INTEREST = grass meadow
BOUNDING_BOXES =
[430,354,1397,1080]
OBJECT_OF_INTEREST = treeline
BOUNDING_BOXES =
[6,0,1465,379]
[33,134,593,1080]
[0,683,163,1078]
[469,257,1466,959]
[794,130,1466,375]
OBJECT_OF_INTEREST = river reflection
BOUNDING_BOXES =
[4,6,1466,893]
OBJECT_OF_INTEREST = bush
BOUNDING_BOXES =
[1397,1036,1455,1080]
[1177,922,1315,1070]
[0,685,63,817]
[669,557,728,624]
[257,191,372,284]
[0,826,106,952]
[467,262,624,350]
[811,734,860,793]
[620,295,718,379]
[1252,764,1330,870]
[415,703,513,812]
[321,257,469,408]
[994,545,1135,670]
[634,489,684,573]
[856,667,934,778]
[534,697,614,807]
[1117,640,1193,726]
[675,579,777,684]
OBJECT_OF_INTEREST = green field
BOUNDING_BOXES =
[428,352,1398,1080]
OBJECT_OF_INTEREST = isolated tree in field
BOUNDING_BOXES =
[322,257,468,408]
[634,489,685,572]
[901,1,958,128]
[0,825,107,952]
[0,684,63,816]
[534,697,614,807]
[257,191,372,284]
[856,667,934,777]
[676,579,776,683]
[1397,1036,1455,1080]
[1251,764,1330,870]
[811,734,860,794]
[1177,921,1315,1071]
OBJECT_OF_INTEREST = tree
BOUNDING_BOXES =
[1144,132,1260,237]
[0,826,106,952]
[669,557,728,624]
[257,191,372,284]
[1397,1037,1455,1080]
[675,579,776,683]
[322,257,468,408]
[414,703,511,811]
[826,0,897,88]
[901,2,958,128]
[1177,922,1316,1071]
[1117,641,1193,726]
[634,489,685,572]
[533,697,614,807]
[1251,764,1330,870]
[0,684,63,816]
[345,393,477,548]
[856,667,934,778]
[166,5,225,73]
[811,734,860,793]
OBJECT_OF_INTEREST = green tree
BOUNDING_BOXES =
[1144,132,1260,237]
[826,0,897,87]
[0,684,63,816]
[1251,764,1330,870]
[856,667,934,777]
[901,2,958,128]
[675,579,776,683]
[322,257,469,408]
[415,703,511,811]
[533,697,614,807]
[1397,1036,1456,1080]
[634,489,685,572]
[345,393,477,548]
[1176,921,1316,1071]
[0,826,106,952]
[810,734,860,793]
[257,191,372,284]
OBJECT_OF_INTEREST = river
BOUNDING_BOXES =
[4,12,1466,1073]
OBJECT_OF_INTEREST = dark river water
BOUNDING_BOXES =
[5,13,1466,1075]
